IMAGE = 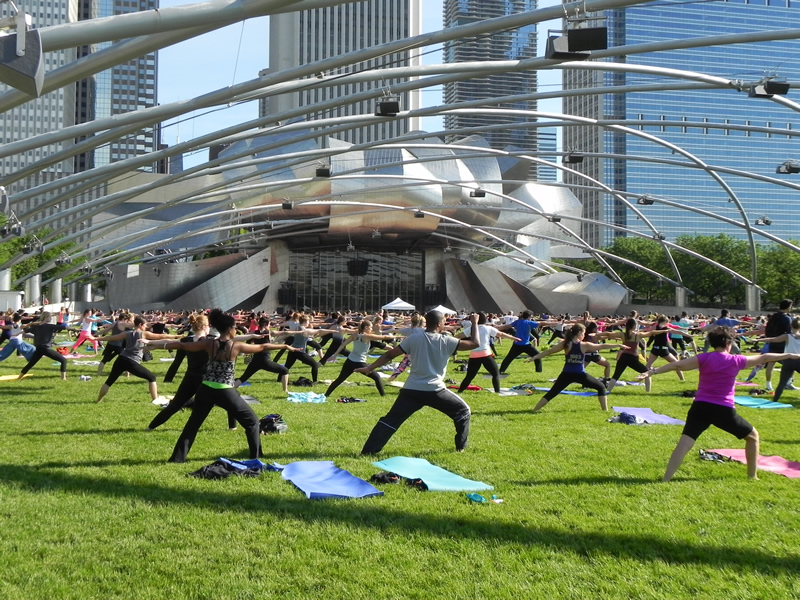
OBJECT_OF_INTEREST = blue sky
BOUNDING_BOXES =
[158,0,558,165]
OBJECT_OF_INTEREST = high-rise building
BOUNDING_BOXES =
[0,0,158,232]
[264,1,422,145]
[563,0,800,248]
[76,0,159,171]
[442,0,538,172]
[0,0,79,221]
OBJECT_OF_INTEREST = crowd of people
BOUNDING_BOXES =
[2,302,799,480]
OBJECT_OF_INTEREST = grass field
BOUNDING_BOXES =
[1,340,799,599]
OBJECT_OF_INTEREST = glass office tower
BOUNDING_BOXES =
[563,0,800,248]
[76,0,159,171]
[443,0,538,172]
[265,0,422,145]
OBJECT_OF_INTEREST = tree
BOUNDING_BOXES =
[757,241,800,308]
[673,234,750,307]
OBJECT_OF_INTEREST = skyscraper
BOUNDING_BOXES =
[442,0,538,171]
[265,1,422,145]
[0,0,157,229]
[75,0,159,171]
[563,0,800,248]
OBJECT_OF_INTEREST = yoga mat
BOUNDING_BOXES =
[281,461,383,499]
[530,386,597,397]
[497,388,533,396]
[239,394,260,405]
[734,396,793,409]
[287,392,327,403]
[372,456,493,492]
[611,406,685,425]
[708,449,800,479]
[0,374,29,381]
[735,381,758,387]
[72,360,101,366]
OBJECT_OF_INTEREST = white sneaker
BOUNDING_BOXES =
[766,383,774,392]
[785,383,799,391]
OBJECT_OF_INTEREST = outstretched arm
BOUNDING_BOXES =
[637,356,700,379]
[744,352,800,368]
[354,345,405,376]
[530,339,566,361]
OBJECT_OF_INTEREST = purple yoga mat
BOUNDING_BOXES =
[612,406,685,425]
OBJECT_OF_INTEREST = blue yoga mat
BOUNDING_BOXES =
[734,396,793,409]
[281,461,383,499]
[372,456,493,492]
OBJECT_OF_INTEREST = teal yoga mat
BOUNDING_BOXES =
[372,456,493,492]
[734,396,792,409]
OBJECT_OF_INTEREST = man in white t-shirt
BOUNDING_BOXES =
[356,311,481,454]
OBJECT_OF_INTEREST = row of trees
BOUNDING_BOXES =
[0,224,77,296]
[1,228,798,309]
[561,233,800,309]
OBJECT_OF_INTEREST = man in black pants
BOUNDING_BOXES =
[764,299,794,391]
[498,311,544,374]
[356,311,481,455]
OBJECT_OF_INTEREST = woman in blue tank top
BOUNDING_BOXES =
[530,323,623,413]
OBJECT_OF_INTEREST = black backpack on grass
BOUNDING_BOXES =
[259,414,288,435]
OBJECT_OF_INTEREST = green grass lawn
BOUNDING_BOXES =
[1,341,799,599]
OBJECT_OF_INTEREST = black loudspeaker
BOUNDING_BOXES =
[567,27,608,52]
[765,81,790,95]
[545,36,590,61]
[347,259,370,277]
[315,167,331,177]
[0,29,44,97]
[278,288,296,304]
[375,100,400,117]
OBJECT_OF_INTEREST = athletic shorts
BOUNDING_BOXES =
[650,345,671,359]
[584,354,602,364]
[770,341,786,354]
[682,400,753,441]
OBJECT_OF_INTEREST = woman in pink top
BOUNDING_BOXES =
[639,326,800,481]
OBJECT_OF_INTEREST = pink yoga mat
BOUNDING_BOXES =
[709,449,800,479]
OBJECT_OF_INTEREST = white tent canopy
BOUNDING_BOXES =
[430,304,456,315]
[382,297,416,311]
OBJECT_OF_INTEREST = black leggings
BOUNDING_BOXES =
[148,371,233,430]
[104,356,156,387]
[320,336,349,364]
[325,359,385,397]
[611,353,648,381]
[361,388,471,454]
[284,351,320,382]
[238,356,289,383]
[543,370,606,401]
[21,345,67,375]
[773,358,800,402]
[100,343,122,365]
[499,344,542,373]
[459,355,501,393]
[169,384,261,463]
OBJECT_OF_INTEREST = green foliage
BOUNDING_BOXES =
[1,341,800,599]
[757,241,800,308]
[564,234,798,307]
[673,234,751,307]
[0,228,77,291]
